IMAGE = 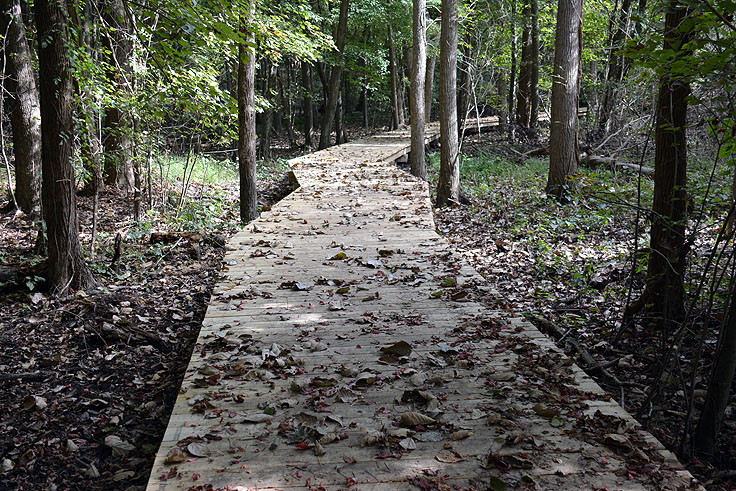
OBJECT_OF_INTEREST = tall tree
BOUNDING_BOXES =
[238,3,258,223]
[516,0,532,128]
[101,0,134,191]
[508,0,518,139]
[318,0,349,149]
[436,0,459,207]
[546,0,583,200]
[643,3,692,332]
[1,0,41,216]
[258,61,276,159]
[410,0,427,180]
[302,63,314,147]
[35,0,95,294]
[695,283,736,458]
[516,0,538,132]
[388,23,403,130]
[424,56,436,122]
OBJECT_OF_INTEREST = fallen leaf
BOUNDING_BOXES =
[435,449,465,463]
[165,447,187,464]
[187,442,209,457]
[400,411,435,426]
[105,435,135,457]
[381,341,412,357]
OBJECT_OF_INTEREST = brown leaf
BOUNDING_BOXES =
[435,449,466,463]
[399,411,435,426]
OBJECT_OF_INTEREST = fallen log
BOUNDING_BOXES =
[580,154,654,176]
[0,261,47,293]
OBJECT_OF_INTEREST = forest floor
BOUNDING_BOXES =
[0,126,733,490]
[0,157,294,491]
[428,130,736,490]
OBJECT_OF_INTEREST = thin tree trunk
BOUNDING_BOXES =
[598,0,633,134]
[695,284,736,458]
[516,0,532,128]
[1,0,41,216]
[436,0,459,208]
[644,3,691,333]
[362,85,369,128]
[529,0,539,130]
[508,0,517,139]
[336,92,345,144]
[301,63,314,147]
[457,41,471,138]
[258,61,276,159]
[388,24,401,130]
[425,56,436,122]
[278,70,297,147]
[102,0,133,191]
[546,0,583,200]
[318,0,349,149]
[238,4,258,223]
[410,0,427,180]
[35,0,96,295]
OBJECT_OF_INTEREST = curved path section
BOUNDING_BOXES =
[147,123,697,490]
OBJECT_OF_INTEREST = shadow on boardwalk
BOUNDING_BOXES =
[147,123,698,490]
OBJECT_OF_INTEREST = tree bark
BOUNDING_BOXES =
[424,56,436,122]
[388,24,401,130]
[410,0,427,180]
[695,285,736,459]
[318,0,349,149]
[101,0,133,191]
[508,0,517,139]
[598,0,633,134]
[278,69,297,147]
[35,0,95,295]
[644,3,691,333]
[529,0,539,130]
[238,4,258,224]
[1,0,41,216]
[301,63,314,147]
[436,0,459,208]
[258,61,276,159]
[546,0,583,200]
[456,41,470,138]
[516,0,532,128]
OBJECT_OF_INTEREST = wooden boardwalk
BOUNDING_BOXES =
[147,122,697,490]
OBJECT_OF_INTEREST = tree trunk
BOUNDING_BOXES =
[644,3,691,333]
[318,0,349,149]
[410,0,427,180]
[516,0,532,128]
[278,70,297,147]
[35,0,95,295]
[301,63,314,147]
[258,61,276,159]
[1,0,41,216]
[694,284,736,459]
[238,5,258,224]
[362,85,369,128]
[424,56,436,122]
[336,92,345,144]
[457,42,470,138]
[508,0,517,139]
[436,0,459,208]
[102,0,133,191]
[529,0,539,130]
[546,0,583,200]
[388,24,401,130]
[598,0,633,134]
